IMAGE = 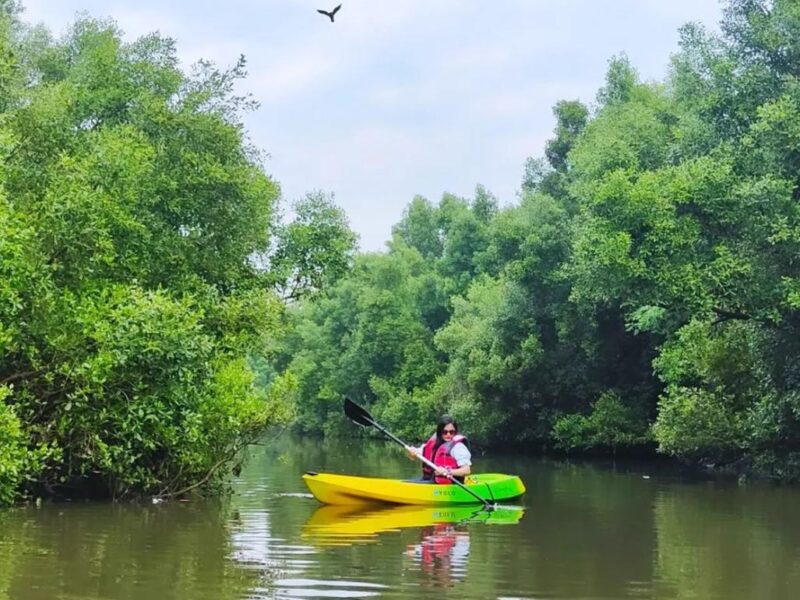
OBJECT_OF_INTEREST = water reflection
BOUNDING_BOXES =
[405,523,470,588]
[298,503,524,593]
[3,437,800,599]
[302,504,524,546]
[0,501,260,600]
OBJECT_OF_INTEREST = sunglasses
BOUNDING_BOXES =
[442,428,457,435]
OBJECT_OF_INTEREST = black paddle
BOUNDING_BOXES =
[343,397,494,510]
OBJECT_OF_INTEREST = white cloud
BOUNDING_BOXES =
[249,51,342,103]
[18,0,724,251]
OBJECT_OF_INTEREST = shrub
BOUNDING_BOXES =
[553,391,650,452]
[0,387,30,505]
[652,385,746,461]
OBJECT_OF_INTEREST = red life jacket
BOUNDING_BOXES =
[421,433,468,484]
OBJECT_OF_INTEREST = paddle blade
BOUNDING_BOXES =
[343,397,375,428]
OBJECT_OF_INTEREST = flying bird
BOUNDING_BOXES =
[317,4,342,22]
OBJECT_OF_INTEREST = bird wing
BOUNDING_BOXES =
[331,4,342,15]
[317,9,331,16]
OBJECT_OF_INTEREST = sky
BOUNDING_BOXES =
[20,0,724,252]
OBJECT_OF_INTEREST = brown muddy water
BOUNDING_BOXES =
[1,435,799,599]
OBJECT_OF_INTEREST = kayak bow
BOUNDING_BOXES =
[303,472,525,506]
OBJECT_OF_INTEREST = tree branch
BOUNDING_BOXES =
[1,370,42,385]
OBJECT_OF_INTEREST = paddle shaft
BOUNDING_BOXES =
[344,398,492,508]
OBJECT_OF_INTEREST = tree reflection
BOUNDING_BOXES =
[0,501,261,600]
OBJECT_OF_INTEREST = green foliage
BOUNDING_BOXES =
[553,392,650,452]
[596,55,639,107]
[0,386,27,505]
[271,0,800,479]
[369,378,435,441]
[652,318,800,470]
[278,189,503,439]
[652,386,747,460]
[436,191,492,296]
[270,191,358,301]
[435,277,541,388]
[0,15,334,502]
[544,100,588,171]
[0,385,55,506]
[570,83,674,181]
[19,287,282,498]
[281,248,444,436]
[433,275,545,441]
[392,195,444,259]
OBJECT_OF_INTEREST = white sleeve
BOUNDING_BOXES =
[451,442,472,467]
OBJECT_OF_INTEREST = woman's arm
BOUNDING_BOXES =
[435,442,471,477]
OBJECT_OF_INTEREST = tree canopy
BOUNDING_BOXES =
[0,9,356,504]
[276,0,800,481]
[5,0,800,506]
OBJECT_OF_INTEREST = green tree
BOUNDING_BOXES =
[269,191,358,302]
[0,16,304,503]
[392,195,443,260]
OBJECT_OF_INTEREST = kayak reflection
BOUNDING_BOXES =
[302,503,524,546]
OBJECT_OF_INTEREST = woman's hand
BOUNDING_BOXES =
[434,465,470,478]
[405,446,419,460]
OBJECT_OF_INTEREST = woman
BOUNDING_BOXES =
[406,416,471,483]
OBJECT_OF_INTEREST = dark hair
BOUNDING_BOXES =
[435,415,458,446]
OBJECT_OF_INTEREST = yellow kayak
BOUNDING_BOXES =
[303,503,524,545]
[302,472,526,505]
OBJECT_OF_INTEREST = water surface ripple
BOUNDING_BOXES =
[2,436,799,599]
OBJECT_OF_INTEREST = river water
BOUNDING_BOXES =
[1,435,799,599]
